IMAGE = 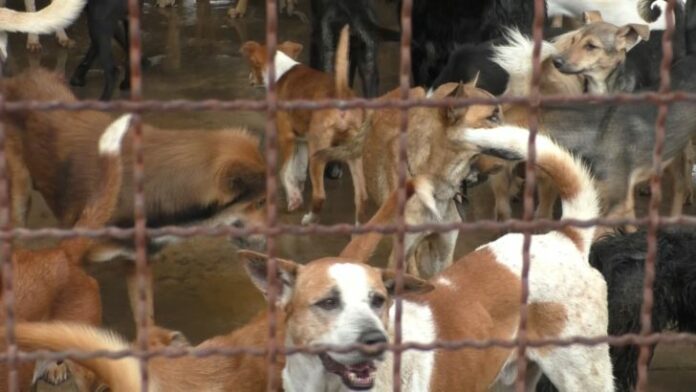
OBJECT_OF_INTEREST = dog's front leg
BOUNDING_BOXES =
[348,158,368,224]
[23,0,41,52]
[279,121,308,212]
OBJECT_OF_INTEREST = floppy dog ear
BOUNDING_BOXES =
[239,250,300,307]
[583,10,603,24]
[279,41,304,59]
[616,24,650,51]
[381,270,434,296]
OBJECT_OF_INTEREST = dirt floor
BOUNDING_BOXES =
[4,0,696,390]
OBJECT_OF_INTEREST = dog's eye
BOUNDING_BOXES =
[488,108,500,123]
[584,42,598,50]
[315,296,340,310]
[371,295,386,309]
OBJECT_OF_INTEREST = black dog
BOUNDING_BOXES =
[399,0,540,87]
[70,0,136,100]
[537,229,696,392]
[309,0,399,98]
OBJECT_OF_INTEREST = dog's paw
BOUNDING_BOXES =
[32,360,71,386]
[301,212,318,226]
[57,37,75,49]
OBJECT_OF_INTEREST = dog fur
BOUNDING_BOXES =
[241,26,366,226]
[547,0,680,30]
[0,114,129,391]
[0,0,84,60]
[537,229,696,392]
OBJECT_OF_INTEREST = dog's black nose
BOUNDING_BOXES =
[358,329,388,346]
[552,56,565,69]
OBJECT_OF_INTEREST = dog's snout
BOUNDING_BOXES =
[552,56,565,69]
[358,329,387,346]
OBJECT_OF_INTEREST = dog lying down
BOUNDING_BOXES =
[2,126,613,391]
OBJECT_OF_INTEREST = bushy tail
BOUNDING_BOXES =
[0,0,85,34]
[492,28,557,96]
[11,322,141,392]
[340,178,428,262]
[62,115,131,263]
[638,0,662,22]
[462,126,599,256]
[335,25,351,98]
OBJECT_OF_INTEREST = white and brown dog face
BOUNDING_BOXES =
[239,251,432,390]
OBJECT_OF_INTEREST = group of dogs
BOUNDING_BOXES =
[1,0,696,391]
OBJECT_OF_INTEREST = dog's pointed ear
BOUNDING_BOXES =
[239,250,300,307]
[440,82,468,125]
[583,10,603,24]
[616,24,650,51]
[381,270,434,296]
[279,41,304,59]
[465,72,481,88]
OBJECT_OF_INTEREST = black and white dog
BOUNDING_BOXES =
[538,229,696,392]
[399,0,540,87]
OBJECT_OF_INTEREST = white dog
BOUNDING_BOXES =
[548,0,683,30]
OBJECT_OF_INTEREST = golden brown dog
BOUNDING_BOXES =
[241,26,366,226]
[317,81,502,278]
[0,115,129,391]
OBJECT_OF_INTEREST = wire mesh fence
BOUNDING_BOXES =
[0,0,694,391]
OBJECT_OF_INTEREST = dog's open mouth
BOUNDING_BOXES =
[319,353,377,390]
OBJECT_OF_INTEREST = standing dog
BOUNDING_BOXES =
[241,26,365,225]
[316,81,502,278]
[0,115,129,391]
[0,0,84,60]
[2,127,616,390]
[548,0,679,30]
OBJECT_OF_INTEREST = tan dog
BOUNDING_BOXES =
[0,115,129,391]
[317,80,502,278]
[1,180,420,391]
[241,26,366,225]
[8,128,616,391]
[1,69,267,329]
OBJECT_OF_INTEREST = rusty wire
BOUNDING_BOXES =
[1,0,695,391]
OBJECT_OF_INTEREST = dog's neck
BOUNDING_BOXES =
[264,51,299,86]
[283,352,348,392]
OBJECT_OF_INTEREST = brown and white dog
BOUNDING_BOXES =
[1,69,267,329]
[316,81,503,278]
[0,115,129,391]
[4,129,614,390]
[241,26,366,226]
[1,179,421,391]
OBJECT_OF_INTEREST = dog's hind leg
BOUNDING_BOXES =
[348,158,368,224]
[23,0,42,52]
[126,263,156,328]
[303,137,329,225]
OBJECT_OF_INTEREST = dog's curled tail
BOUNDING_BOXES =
[462,126,599,256]
[335,25,351,98]
[62,115,131,263]
[340,178,427,263]
[12,322,141,392]
[0,0,85,34]
[638,0,662,22]
[492,28,557,97]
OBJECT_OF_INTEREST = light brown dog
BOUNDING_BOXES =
[0,115,129,391]
[241,26,366,225]
[1,69,268,331]
[317,81,502,278]
[1,181,419,391]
